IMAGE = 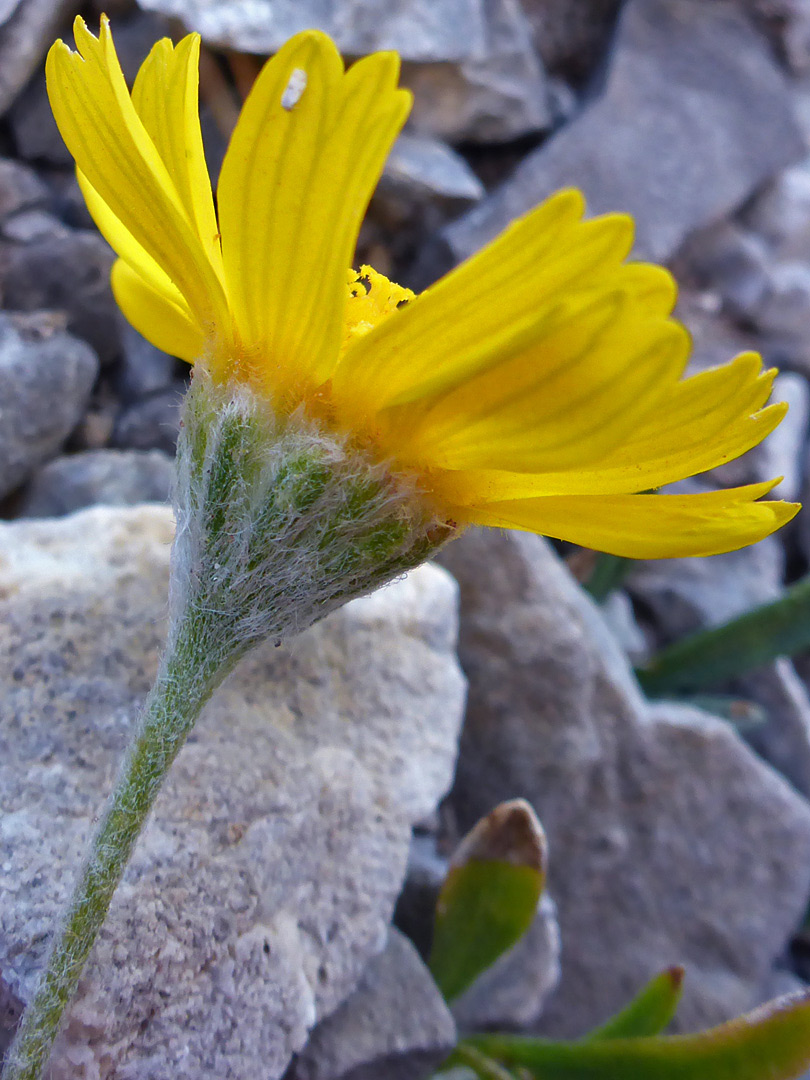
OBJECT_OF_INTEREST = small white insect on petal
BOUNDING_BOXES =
[281,68,308,111]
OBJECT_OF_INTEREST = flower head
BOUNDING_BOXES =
[47,17,798,560]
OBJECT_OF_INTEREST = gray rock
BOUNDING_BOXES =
[0,158,48,221]
[111,385,185,454]
[682,163,810,380]
[16,449,173,517]
[136,0,488,61]
[401,0,551,143]
[439,529,810,1035]
[745,0,810,73]
[446,0,804,264]
[0,214,118,365]
[0,1,22,25]
[381,135,484,204]
[738,660,810,799]
[677,221,772,320]
[600,589,650,666]
[0,505,465,1079]
[116,320,181,402]
[451,894,561,1032]
[520,0,621,77]
[751,371,808,502]
[747,260,810,362]
[0,313,98,501]
[285,928,456,1080]
[0,973,24,1063]
[0,0,77,118]
[629,538,810,799]
[627,537,784,645]
[0,208,63,243]
[743,158,810,260]
[394,832,450,958]
[674,289,757,372]
[7,72,74,167]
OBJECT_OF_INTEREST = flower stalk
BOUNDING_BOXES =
[1,625,220,1080]
[2,373,453,1080]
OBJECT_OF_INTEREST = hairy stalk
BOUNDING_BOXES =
[1,618,227,1080]
[2,373,453,1080]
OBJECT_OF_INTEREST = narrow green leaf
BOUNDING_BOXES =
[586,967,685,1040]
[447,1044,523,1080]
[584,553,633,602]
[429,800,546,1003]
[465,990,810,1079]
[637,575,810,697]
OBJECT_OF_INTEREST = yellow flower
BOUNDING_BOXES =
[46,16,799,559]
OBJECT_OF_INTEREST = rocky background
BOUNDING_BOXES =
[3,0,810,1077]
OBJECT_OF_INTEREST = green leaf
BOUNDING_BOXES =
[637,575,810,697]
[586,968,685,1040]
[429,799,546,1003]
[465,989,810,1079]
[446,1044,523,1080]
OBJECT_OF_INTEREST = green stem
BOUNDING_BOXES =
[2,629,222,1080]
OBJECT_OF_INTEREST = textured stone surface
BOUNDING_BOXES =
[111,386,185,454]
[0,0,76,117]
[627,537,784,645]
[0,506,465,1079]
[136,0,488,61]
[0,157,48,220]
[681,196,810,383]
[0,974,23,1062]
[627,541,810,798]
[17,450,173,517]
[738,660,810,800]
[401,0,551,143]
[285,928,456,1080]
[0,213,118,364]
[440,529,810,1036]
[381,135,484,203]
[520,0,620,77]
[116,321,180,403]
[0,313,98,500]
[446,0,804,263]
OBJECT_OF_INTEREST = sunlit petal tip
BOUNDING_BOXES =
[73,14,102,55]
[588,210,635,256]
[550,187,586,217]
[349,47,405,87]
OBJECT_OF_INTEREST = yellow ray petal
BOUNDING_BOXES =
[217,30,411,399]
[461,482,799,559]
[78,168,185,309]
[46,17,228,341]
[432,354,785,500]
[131,34,222,276]
[381,291,689,473]
[111,259,205,362]
[332,192,641,418]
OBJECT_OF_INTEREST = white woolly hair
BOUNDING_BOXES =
[168,372,454,679]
